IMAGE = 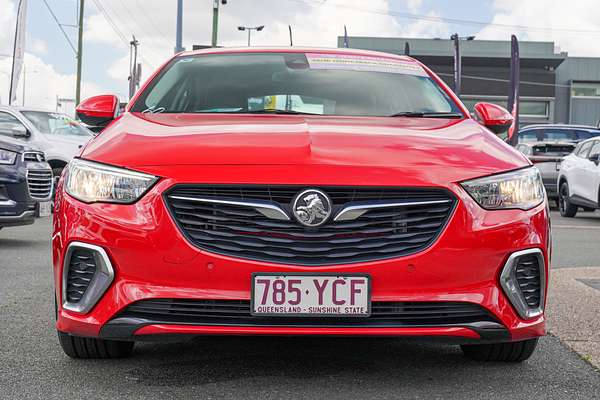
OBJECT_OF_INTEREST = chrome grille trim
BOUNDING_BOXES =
[334,199,453,221]
[22,152,45,162]
[168,195,291,220]
[26,169,53,200]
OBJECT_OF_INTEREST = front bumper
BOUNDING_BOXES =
[543,179,558,199]
[53,175,550,343]
[0,160,51,227]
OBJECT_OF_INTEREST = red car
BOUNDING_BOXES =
[53,48,549,362]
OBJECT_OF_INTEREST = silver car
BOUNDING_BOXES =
[516,142,576,205]
[0,106,94,182]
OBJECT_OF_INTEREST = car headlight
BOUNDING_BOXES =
[0,149,17,165]
[65,159,158,203]
[461,167,545,210]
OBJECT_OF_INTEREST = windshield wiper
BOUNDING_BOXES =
[240,109,321,116]
[388,111,464,118]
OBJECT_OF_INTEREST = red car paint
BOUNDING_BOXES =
[54,47,549,344]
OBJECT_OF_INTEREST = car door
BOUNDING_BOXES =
[582,140,600,205]
[566,140,594,199]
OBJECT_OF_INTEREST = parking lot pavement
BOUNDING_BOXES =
[546,209,600,370]
[1,217,599,399]
[550,210,600,269]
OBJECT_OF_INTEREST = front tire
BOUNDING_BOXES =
[461,339,538,362]
[559,182,578,218]
[57,331,134,359]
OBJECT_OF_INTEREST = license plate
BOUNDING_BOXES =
[251,274,370,317]
[37,201,52,217]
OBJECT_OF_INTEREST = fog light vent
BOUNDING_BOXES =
[500,249,545,319]
[62,242,114,314]
[515,255,541,308]
[66,249,98,303]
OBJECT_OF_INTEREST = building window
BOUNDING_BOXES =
[571,82,600,98]
[461,98,549,118]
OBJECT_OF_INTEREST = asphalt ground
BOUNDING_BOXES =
[0,212,599,399]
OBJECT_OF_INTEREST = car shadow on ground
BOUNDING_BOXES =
[0,237,46,248]
[572,212,600,222]
[106,336,540,388]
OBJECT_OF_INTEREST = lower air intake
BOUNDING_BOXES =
[116,299,500,327]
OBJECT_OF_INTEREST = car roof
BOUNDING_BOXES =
[578,136,600,145]
[520,124,600,132]
[518,141,576,147]
[177,46,416,62]
[0,105,59,114]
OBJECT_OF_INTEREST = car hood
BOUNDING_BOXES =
[82,113,528,183]
[0,136,40,153]
[41,133,93,146]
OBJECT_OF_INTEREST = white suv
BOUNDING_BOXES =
[0,106,94,184]
[557,137,600,217]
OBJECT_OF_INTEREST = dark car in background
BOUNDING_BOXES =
[516,142,576,205]
[0,137,53,230]
[518,124,600,144]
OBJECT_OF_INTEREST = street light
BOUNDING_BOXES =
[238,25,265,46]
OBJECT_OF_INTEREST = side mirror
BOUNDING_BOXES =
[589,154,600,165]
[11,124,29,138]
[473,102,514,136]
[0,123,29,138]
[76,94,120,130]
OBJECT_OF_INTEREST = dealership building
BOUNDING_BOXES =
[338,36,600,127]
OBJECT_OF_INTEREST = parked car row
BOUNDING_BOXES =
[516,124,600,208]
[516,142,575,205]
[0,106,94,230]
[518,124,600,144]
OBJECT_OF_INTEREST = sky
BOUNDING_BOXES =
[1,0,600,110]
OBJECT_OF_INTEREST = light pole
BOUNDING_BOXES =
[175,0,184,53]
[237,25,265,46]
[75,0,85,106]
[212,0,228,47]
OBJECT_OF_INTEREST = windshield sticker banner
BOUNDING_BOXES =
[306,53,427,76]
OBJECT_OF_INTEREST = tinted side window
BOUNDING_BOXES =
[518,130,540,143]
[589,141,600,159]
[574,130,593,141]
[576,141,594,158]
[543,128,576,141]
[0,112,25,138]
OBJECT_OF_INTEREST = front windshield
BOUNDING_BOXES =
[22,111,93,136]
[131,52,462,117]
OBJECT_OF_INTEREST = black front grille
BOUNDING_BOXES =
[118,299,498,327]
[515,255,542,308]
[26,169,53,199]
[65,249,98,303]
[165,185,456,265]
[23,152,45,162]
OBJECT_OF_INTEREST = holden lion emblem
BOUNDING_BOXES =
[292,189,332,227]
